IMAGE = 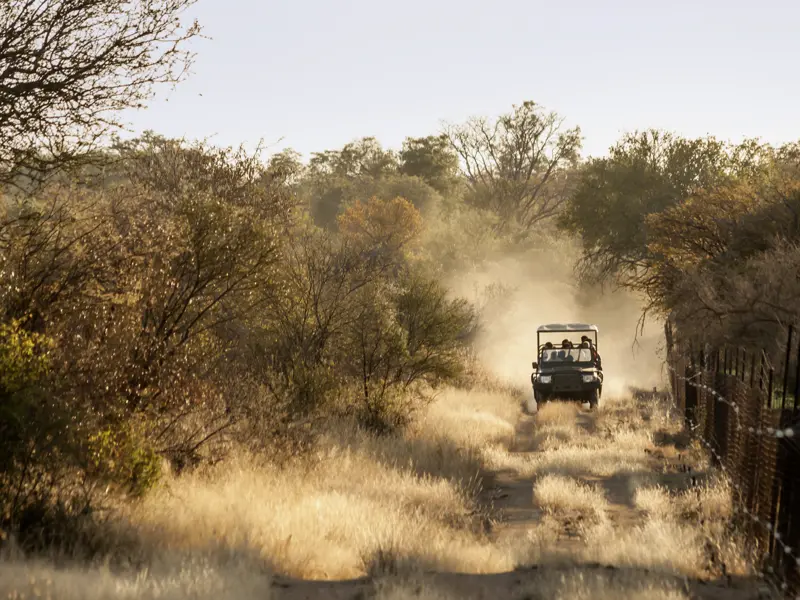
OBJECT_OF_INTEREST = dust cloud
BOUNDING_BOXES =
[447,243,665,400]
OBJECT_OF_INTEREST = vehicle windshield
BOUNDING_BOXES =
[540,348,593,364]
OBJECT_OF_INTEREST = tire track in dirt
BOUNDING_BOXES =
[268,394,770,599]
[475,397,769,600]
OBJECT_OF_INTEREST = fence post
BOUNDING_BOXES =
[685,355,697,429]
[735,347,740,378]
[794,335,800,413]
[724,347,730,375]
[782,326,794,410]
[740,348,746,383]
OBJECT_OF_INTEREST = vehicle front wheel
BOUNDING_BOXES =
[535,390,549,406]
[587,389,600,410]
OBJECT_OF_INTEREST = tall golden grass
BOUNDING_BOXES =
[0,388,754,599]
[0,387,528,596]
[523,398,751,580]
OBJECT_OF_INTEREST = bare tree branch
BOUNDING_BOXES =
[0,0,202,185]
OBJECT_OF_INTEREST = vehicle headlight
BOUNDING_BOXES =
[582,374,597,383]
[538,375,552,384]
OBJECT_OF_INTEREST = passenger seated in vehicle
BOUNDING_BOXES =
[578,336,602,369]
[561,338,573,349]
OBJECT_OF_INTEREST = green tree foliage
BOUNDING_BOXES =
[303,137,444,226]
[645,154,800,351]
[398,135,460,195]
[309,137,398,179]
[560,131,772,288]
[246,197,476,434]
[0,136,296,535]
[562,129,800,356]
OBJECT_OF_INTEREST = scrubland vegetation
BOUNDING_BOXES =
[1,1,798,598]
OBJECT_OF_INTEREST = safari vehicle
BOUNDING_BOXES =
[531,323,603,409]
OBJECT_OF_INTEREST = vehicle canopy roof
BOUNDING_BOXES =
[536,323,599,333]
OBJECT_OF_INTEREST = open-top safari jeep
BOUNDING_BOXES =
[531,323,603,409]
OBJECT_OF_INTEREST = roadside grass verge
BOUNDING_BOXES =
[0,386,528,594]
[525,397,752,580]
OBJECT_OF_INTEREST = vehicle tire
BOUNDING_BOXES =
[588,389,600,410]
[536,391,549,406]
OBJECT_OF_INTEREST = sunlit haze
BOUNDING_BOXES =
[123,0,800,159]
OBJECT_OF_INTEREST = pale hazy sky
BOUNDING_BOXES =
[123,0,800,160]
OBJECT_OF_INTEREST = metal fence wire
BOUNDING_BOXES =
[665,323,800,596]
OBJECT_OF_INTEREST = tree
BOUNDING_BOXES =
[0,136,292,520]
[444,100,581,230]
[399,135,460,195]
[303,138,399,227]
[342,273,476,433]
[303,138,446,227]
[645,162,800,317]
[0,0,201,184]
[308,137,397,179]
[559,131,766,289]
[337,196,423,255]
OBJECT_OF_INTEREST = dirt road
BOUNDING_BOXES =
[272,396,770,599]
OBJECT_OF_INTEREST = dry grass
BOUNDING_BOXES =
[518,395,751,580]
[532,474,608,518]
[633,485,674,519]
[0,386,754,599]
[0,559,273,600]
[374,569,690,600]
[0,386,527,598]
[526,445,653,478]
[514,570,690,600]
[122,389,525,580]
[519,402,656,478]
[534,402,581,426]
[580,518,707,574]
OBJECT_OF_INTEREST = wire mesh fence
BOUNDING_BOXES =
[665,323,800,597]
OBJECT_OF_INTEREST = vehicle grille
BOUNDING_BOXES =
[552,373,583,391]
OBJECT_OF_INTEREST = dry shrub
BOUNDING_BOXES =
[532,474,608,518]
[526,446,652,478]
[580,519,706,576]
[1,385,526,587]
[108,388,527,581]
[535,402,580,427]
[123,452,509,579]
